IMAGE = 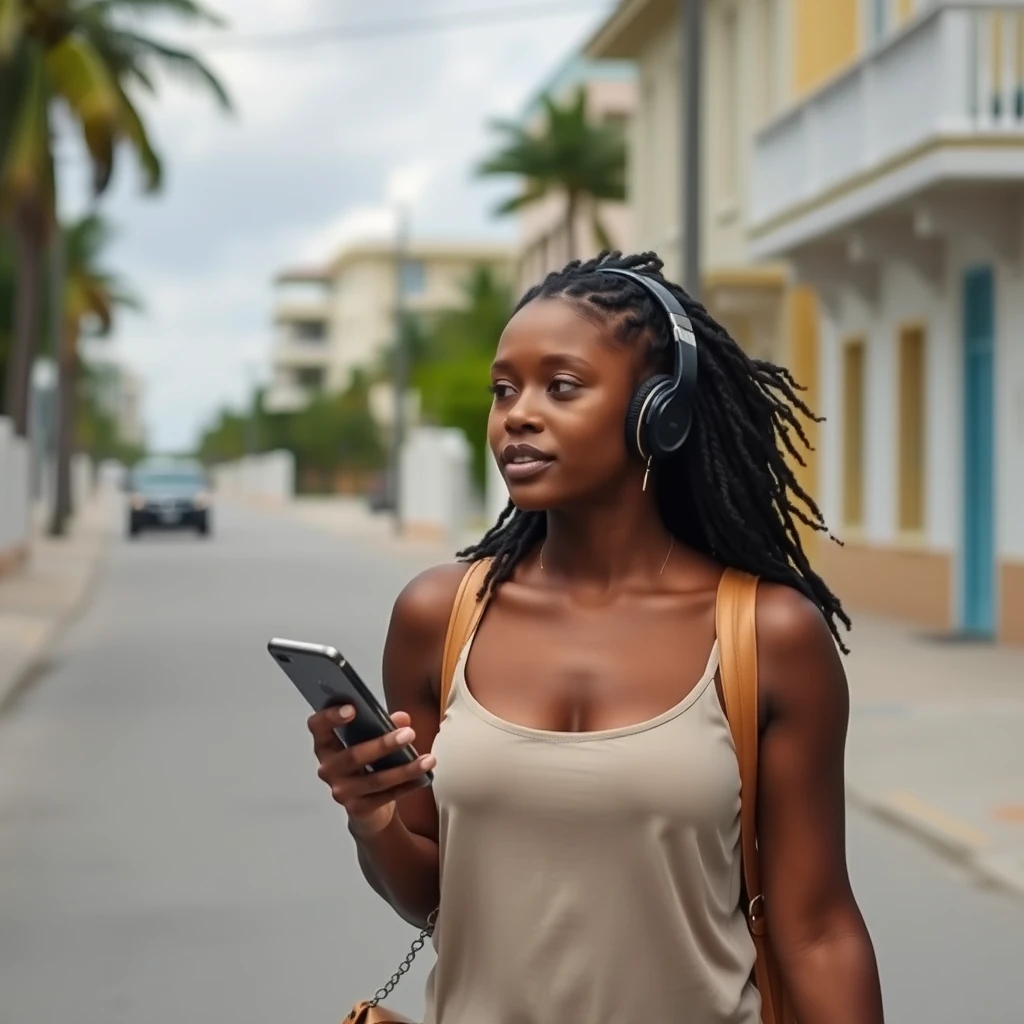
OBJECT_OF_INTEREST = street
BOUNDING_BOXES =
[0,502,1021,1024]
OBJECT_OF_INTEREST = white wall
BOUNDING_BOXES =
[212,451,295,502]
[485,450,509,526]
[631,28,683,279]
[0,417,30,564]
[992,228,1024,560]
[399,427,472,546]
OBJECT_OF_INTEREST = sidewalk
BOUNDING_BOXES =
[0,491,112,713]
[842,618,1024,898]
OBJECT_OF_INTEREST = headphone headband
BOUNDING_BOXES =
[596,267,699,458]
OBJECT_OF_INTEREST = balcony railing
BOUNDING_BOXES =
[750,2,1024,242]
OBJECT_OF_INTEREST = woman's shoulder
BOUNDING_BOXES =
[389,561,477,640]
[752,581,847,712]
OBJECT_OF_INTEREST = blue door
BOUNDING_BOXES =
[962,266,996,635]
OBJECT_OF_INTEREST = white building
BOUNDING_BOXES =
[264,240,513,416]
[749,2,1024,644]
[90,359,146,448]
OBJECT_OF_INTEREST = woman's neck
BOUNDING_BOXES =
[541,490,674,588]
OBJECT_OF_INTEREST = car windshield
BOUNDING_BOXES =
[134,471,205,490]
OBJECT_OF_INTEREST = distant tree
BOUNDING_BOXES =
[51,212,139,535]
[414,265,512,489]
[477,86,626,260]
[287,369,383,478]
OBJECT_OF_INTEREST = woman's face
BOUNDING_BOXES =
[488,297,646,511]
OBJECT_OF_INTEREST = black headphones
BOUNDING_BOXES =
[596,268,699,462]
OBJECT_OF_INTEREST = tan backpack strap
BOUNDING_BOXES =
[440,559,493,712]
[716,568,786,1024]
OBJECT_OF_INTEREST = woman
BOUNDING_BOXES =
[309,252,885,1023]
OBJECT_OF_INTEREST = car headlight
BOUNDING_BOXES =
[131,494,145,510]
[193,492,210,509]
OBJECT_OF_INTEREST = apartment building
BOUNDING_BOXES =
[514,53,637,293]
[265,240,513,417]
[749,0,1024,643]
[90,359,146,448]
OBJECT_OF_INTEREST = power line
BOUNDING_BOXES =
[197,2,613,53]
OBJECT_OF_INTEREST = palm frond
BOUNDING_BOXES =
[81,0,227,30]
[0,0,25,59]
[46,35,121,193]
[1,43,53,207]
[115,82,162,190]
[100,29,232,110]
[477,84,626,224]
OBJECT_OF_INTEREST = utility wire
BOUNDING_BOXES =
[196,2,613,53]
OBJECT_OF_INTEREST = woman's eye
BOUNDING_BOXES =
[490,382,515,399]
[550,378,580,395]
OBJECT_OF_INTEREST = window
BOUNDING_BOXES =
[292,320,326,343]
[897,326,926,532]
[296,367,325,390]
[842,339,866,528]
[399,259,426,296]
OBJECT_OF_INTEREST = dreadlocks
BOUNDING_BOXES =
[457,250,851,652]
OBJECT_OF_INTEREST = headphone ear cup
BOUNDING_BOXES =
[625,374,672,459]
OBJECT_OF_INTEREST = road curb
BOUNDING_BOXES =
[847,785,1024,900]
[0,502,111,715]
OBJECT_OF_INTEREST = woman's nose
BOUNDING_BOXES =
[503,390,543,434]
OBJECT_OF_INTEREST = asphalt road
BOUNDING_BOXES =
[0,501,1021,1023]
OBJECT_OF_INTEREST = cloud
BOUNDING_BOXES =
[58,0,609,450]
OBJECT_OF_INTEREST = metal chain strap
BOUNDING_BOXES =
[367,909,439,1008]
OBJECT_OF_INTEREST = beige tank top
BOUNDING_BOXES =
[423,623,761,1024]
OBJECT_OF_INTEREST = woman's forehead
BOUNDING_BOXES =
[496,296,632,363]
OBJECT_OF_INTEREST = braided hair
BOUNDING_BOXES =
[457,250,851,651]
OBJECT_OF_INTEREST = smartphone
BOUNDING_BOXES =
[267,637,430,780]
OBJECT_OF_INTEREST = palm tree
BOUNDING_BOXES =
[477,86,626,261]
[50,212,137,535]
[0,0,230,437]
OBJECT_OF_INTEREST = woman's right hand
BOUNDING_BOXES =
[308,705,436,837]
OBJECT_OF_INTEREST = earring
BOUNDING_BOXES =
[642,456,653,492]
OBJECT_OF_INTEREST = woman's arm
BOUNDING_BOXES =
[754,584,885,1024]
[323,562,469,929]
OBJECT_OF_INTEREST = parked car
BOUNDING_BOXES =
[367,473,395,514]
[127,458,212,538]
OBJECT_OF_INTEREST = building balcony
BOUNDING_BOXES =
[750,2,1024,270]
[271,336,330,370]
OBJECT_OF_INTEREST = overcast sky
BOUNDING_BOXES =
[63,1,612,452]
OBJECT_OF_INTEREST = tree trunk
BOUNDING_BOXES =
[565,191,579,264]
[49,319,77,538]
[4,199,46,437]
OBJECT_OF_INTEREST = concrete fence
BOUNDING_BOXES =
[211,450,296,503]
[0,416,31,576]
[399,426,473,546]
[485,450,510,526]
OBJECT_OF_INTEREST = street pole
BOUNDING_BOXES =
[681,0,703,299]
[244,361,259,457]
[390,203,411,536]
